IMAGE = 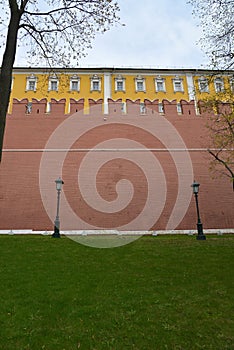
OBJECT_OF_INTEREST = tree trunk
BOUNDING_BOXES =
[0,8,21,162]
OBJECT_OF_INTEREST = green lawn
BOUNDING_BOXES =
[0,234,233,350]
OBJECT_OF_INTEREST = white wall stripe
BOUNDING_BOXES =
[2,148,233,152]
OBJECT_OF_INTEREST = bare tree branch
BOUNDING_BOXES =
[208,149,234,190]
[188,0,234,69]
[0,0,121,160]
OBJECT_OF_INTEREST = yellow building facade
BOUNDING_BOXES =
[9,67,234,114]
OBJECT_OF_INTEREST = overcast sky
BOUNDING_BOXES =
[13,0,208,69]
[77,0,208,69]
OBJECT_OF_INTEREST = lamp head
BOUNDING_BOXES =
[55,177,64,191]
[191,181,200,194]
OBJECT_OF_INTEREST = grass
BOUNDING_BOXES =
[0,234,233,350]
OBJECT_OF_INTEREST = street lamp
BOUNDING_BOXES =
[191,181,206,240]
[52,177,64,238]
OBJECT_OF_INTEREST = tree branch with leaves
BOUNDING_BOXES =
[202,89,234,190]
[0,0,120,161]
[188,0,234,70]
[189,0,234,190]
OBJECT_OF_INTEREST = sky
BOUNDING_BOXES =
[78,0,208,69]
[13,0,208,69]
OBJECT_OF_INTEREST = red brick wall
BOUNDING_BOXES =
[1,99,233,231]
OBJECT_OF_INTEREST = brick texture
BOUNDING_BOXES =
[1,99,233,231]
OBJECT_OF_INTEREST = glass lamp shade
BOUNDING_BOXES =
[191,181,200,194]
[55,177,64,191]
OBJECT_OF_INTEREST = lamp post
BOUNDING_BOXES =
[52,177,64,238]
[191,181,206,240]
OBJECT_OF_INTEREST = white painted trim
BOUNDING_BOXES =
[2,148,233,152]
[1,229,233,235]
[104,73,111,114]
[186,74,195,101]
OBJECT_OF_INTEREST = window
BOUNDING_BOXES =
[158,103,164,114]
[137,81,144,91]
[135,76,146,92]
[156,81,165,92]
[46,102,51,113]
[117,81,123,91]
[50,81,58,91]
[174,81,183,92]
[71,81,78,90]
[140,103,146,114]
[177,103,182,114]
[198,78,209,92]
[115,75,125,91]
[90,74,101,91]
[70,75,80,91]
[92,81,100,91]
[214,78,224,92]
[26,74,37,91]
[25,102,32,114]
[155,77,166,92]
[173,77,184,92]
[28,81,36,91]
[121,102,126,114]
[48,74,59,91]
[230,77,234,92]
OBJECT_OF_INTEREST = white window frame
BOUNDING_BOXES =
[135,76,146,92]
[26,74,37,91]
[70,75,80,91]
[173,77,184,92]
[48,74,59,91]
[155,77,166,92]
[90,74,101,92]
[214,78,224,93]
[198,78,209,93]
[115,75,125,92]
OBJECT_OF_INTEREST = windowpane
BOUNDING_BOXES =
[157,81,164,91]
[51,81,58,91]
[121,103,126,114]
[26,102,32,114]
[137,81,144,91]
[215,82,223,92]
[174,81,182,92]
[158,103,164,113]
[92,81,99,91]
[117,81,123,91]
[71,81,79,91]
[28,81,35,91]
[177,103,182,114]
[199,81,209,92]
[140,103,146,114]
[230,80,234,91]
